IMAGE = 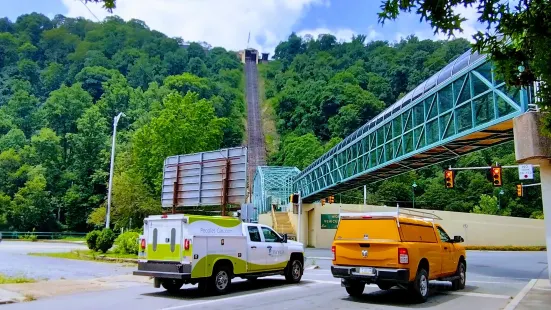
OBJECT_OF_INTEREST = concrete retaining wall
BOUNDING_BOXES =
[261,203,545,248]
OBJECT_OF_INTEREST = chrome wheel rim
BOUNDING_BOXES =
[292,261,301,279]
[460,265,465,284]
[420,274,428,296]
[216,271,229,290]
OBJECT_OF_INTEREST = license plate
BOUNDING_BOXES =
[359,267,375,275]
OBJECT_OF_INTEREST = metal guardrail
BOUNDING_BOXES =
[0,231,88,240]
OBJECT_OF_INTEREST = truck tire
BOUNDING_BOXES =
[451,261,466,290]
[284,258,303,283]
[162,279,184,293]
[345,282,365,297]
[409,268,429,303]
[377,283,394,290]
[210,264,232,295]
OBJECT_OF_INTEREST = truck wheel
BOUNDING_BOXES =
[377,283,394,290]
[284,258,303,283]
[451,261,466,290]
[162,279,184,293]
[409,268,429,303]
[197,278,209,295]
[210,264,232,295]
[345,282,365,297]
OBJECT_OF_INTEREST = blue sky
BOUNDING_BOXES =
[1,0,480,53]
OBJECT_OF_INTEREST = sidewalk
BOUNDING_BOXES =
[506,279,551,310]
[0,288,24,304]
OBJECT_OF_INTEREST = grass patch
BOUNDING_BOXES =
[23,294,37,302]
[466,245,546,251]
[0,273,36,284]
[29,250,137,263]
[59,236,86,241]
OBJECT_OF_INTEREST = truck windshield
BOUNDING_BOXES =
[334,219,400,241]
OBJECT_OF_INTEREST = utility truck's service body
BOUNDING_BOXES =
[133,214,305,294]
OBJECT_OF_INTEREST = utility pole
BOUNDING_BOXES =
[106,112,125,229]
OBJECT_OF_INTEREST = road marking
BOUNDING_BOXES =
[443,291,511,299]
[503,279,537,310]
[468,281,524,284]
[159,283,323,310]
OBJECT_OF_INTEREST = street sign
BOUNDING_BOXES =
[518,164,534,180]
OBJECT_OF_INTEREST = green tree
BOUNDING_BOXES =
[132,92,225,193]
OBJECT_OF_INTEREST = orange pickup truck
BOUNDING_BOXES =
[330,209,466,302]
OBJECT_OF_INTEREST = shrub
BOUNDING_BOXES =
[85,230,101,251]
[96,228,116,253]
[114,231,140,255]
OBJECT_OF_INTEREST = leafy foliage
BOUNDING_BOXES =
[96,228,116,253]
[113,230,140,255]
[85,230,100,251]
[0,14,244,232]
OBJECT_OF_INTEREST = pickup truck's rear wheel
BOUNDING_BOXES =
[161,279,184,293]
[284,258,303,283]
[345,282,365,297]
[409,268,429,303]
[210,265,232,295]
[451,261,466,290]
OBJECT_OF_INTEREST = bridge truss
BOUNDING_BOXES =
[252,166,300,220]
[293,49,535,202]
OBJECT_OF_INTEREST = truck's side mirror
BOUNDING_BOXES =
[282,234,288,243]
[453,235,464,243]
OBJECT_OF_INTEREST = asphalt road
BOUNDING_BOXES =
[1,247,547,310]
[0,241,135,281]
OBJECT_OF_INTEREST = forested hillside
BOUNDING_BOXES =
[261,33,543,219]
[0,13,244,232]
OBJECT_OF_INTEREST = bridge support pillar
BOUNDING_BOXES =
[513,111,551,283]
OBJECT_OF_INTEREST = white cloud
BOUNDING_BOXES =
[297,25,381,43]
[61,0,327,55]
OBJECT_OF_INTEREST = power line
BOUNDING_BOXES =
[79,0,101,22]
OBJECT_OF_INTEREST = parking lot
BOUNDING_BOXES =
[1,244,547,310]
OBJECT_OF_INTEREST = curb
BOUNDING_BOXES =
[88,256,138,263]
[504,279,537,310]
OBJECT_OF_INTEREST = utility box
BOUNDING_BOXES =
[513,112,551,163]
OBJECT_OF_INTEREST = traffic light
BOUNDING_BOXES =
[320,198,326,206]
[517,184,523,197]
[444,170,455,188]
[328,195,335,203]
[290,193,299,204]
[491,166,502,187]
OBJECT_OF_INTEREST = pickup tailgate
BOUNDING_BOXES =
[333,239,400,267]
[333,218,401,268]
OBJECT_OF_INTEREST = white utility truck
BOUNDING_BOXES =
[133,214,305,295]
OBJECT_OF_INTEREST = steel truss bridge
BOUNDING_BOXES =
[253,48,536,207]
[253,166,300,216]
